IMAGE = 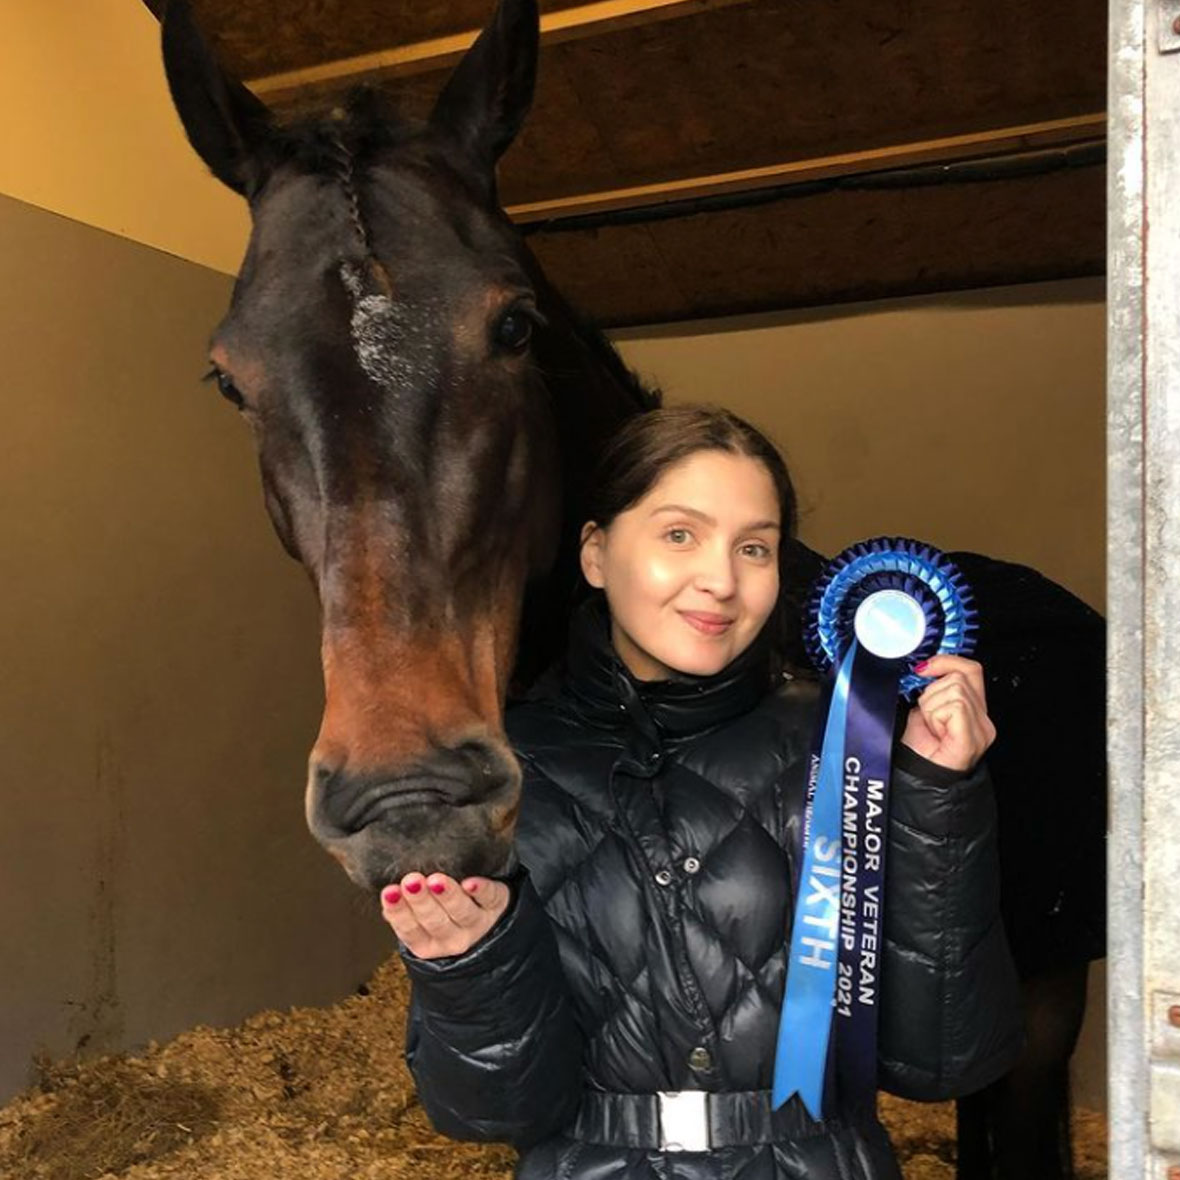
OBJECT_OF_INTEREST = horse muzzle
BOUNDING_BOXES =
[305,740,522,891]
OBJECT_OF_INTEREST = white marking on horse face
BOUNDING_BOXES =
[339,261,440,393]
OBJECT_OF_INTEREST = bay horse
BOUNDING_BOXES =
[161,0,656,891]
[158,1,1104,1175]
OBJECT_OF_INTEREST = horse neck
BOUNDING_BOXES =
[508,251,658,690]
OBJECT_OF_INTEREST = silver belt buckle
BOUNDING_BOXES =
[657,1090,710,1152]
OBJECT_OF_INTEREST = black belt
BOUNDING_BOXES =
[572,1089,833,1152]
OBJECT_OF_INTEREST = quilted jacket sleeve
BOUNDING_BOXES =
[401,870,585,1147]
[877,747,1024,1100]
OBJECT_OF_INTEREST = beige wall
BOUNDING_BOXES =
[0,192,390,1103]
[1,0,246,274]
[614,277,1106,612]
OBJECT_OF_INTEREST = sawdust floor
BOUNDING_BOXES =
[0,956,1107,1180]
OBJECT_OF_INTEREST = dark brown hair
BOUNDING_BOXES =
[583,404,805,681]
[585,404,797,534]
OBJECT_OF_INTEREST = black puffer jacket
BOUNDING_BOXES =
[401,599,1023,1179]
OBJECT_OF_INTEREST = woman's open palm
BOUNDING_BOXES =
[380,872,511,959]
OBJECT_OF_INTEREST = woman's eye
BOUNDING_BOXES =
[742,542,773,560]
[494,308,533,352]
[665,528,692,545]
[202,365,245,409]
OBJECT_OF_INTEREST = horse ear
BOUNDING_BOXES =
[428,0,539,178]
[161,0,274,197]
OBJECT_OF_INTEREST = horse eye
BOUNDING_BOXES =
[494,309,533,352]
[202,365,245,409]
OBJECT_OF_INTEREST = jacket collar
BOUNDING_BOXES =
[562,594,772,740]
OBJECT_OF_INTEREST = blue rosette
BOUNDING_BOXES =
[773,537,977,1120]
[804,536,978,697]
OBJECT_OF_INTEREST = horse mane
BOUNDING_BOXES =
[561,301,664,414]
[262,87,420,175]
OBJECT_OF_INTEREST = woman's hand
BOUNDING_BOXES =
[380,872,511,959]
[899,654,997,772]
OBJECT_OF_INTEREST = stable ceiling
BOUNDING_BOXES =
[141,0,1106,326]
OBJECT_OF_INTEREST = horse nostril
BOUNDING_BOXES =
[448,739,516,799]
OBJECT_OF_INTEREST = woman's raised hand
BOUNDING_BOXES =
[380,872,511,959]
[899,654,997,773]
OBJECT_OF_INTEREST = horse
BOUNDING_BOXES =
[161,0,657,893]
[158,1,1104,1175]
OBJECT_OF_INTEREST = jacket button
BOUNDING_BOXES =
[688,1046,713,1071]
[654,869,673,887]
[683,856,701,874]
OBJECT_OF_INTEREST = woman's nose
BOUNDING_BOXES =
[693,550,737,596]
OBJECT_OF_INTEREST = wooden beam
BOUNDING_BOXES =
[526,162,1105,327]
[246,0,754,104]
[503,114,1107,224]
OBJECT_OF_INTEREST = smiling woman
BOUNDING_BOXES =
[579,447,784,679]
[382,403,1024,1180]
[578,403,800,681]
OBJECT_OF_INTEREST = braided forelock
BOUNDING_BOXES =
[325,117,393,296]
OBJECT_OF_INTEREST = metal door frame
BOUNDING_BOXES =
[1108,1,1180,1175]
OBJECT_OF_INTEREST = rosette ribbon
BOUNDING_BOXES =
[771,537,977,1119]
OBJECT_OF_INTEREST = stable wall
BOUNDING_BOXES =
[0,191,391,1102]
[614,277,1105,613]
[1,0,246,274]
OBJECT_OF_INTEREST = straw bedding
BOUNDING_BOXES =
[0,956,1107,1180]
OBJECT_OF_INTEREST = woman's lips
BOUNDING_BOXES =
[679,610,735,636]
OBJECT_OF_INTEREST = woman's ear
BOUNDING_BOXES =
[580,522,606,588]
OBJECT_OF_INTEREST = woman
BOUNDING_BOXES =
[380,405,1023,1179]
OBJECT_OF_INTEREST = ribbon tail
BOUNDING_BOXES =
[771,1046,827,1118]
[832,646,903,1114]
[771,641,858,1117]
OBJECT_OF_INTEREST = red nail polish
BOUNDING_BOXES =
[914,659,931,674]
[382,887,401,905]
[429,881,446,895]
[464,880,480,892]
[405,880,422,894]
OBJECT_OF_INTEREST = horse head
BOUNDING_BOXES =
[161,0,568,892]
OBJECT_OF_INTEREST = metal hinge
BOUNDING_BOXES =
[1160,0,1180,53]
[1152,993,1180,1175]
